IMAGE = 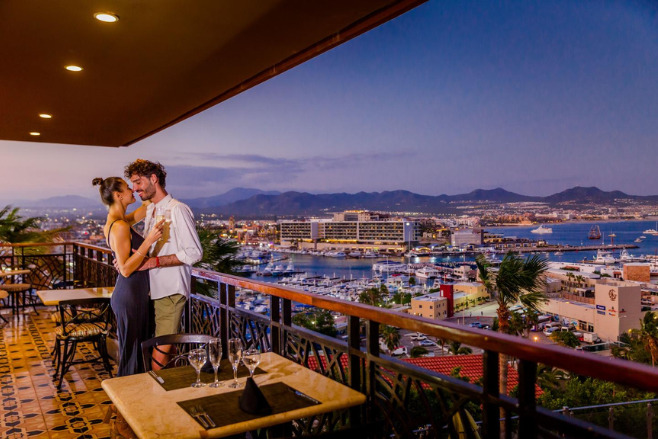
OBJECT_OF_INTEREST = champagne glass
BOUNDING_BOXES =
[227,338,243,388]
[155,208,166,241]
[208,338,223,388]
[242,348,261,378]
[188,348,207,388]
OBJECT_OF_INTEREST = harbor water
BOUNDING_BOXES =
[249,220,658,282]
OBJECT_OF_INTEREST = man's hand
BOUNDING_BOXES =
[137,257,156,271]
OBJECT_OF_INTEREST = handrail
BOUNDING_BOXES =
[6,241,657,393]
[192,267,658,394]
[0,241,109,252]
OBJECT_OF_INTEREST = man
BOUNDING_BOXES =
[125,159,203,368]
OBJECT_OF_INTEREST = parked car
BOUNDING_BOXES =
[420,339,435,347]
[410,332,427,341]
[391,346,408,356]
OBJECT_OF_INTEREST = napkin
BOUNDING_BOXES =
[239,377,272,415]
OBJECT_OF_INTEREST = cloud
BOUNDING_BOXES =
[162,150,419,196]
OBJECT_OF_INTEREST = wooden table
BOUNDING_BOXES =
[102,352,366,438]
[36,287,115,306]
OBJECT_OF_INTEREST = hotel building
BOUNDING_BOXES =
[279,211,421,251]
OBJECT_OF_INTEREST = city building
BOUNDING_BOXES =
[540,279,642,341]
[450,228,483,247]
[279,213,421,251]
[410,292,449,319]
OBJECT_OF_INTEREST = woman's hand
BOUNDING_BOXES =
[146,219,165,244]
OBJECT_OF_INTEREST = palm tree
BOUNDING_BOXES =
[380,325,400,353]
[475,252,547,435]
[0,205,69,244]
[195,228,244,275]
[410,346,429,358]
[358,286,385,306]
[447,341,472,355]
[639,311,658,367]
[564,272,574,292]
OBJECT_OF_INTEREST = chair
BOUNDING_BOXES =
[0,268,36,315]
[53,297,113,389]
[141,333,214,371]
[0,290,9,323]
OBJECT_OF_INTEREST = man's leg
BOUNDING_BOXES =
[152,294,187,370]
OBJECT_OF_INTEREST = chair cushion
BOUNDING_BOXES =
[55,322,110,338]
[0,290,7,299]
[51,308,101,324]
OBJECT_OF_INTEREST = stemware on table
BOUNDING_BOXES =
[208,338,223,388]
[188,348,207,388]
[227,338,243,388]
[242,348,261,378]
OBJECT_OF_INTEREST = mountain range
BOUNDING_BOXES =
[5,186,657,216]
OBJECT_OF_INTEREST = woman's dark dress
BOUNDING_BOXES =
[108,221,150,376]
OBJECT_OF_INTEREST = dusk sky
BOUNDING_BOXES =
[2,0,657,204]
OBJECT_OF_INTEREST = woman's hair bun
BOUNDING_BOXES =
[92,177,103,186]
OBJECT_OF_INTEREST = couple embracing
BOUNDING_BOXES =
[92,159,203,376]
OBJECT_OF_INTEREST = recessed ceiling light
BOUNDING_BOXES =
[94,12,119,23]
[29,132,40,136]
[39,113,52,119]
[65,65,83,72]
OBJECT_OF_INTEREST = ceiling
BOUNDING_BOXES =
[0,0,426,147]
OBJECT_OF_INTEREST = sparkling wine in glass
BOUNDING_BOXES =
[208,338,223,388]
[227,338,243,388]
[188,348,207,388]
[242,348,261,378]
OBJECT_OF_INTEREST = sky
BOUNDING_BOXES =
[1,0,657,203]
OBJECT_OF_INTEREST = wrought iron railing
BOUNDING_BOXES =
[4,242,658,438]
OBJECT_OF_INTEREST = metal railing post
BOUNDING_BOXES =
[348,316,362,427]
[270,295,281,354]
[517,359,537,438]
[219,282,229,356]
[482,350,500,438]
[281,298,291,356]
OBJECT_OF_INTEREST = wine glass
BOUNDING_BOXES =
[208,338,223,388]
[188,348,207,388]
[227,338,243,388]
[242,348,261,378]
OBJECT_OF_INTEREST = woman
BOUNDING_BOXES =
[93,177,163,376]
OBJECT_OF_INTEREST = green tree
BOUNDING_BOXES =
[447,341,472,355]
[380,325,401,352]
[195,228,245,275]
[359,286,385,306]
[409,346,429,358]
[639,311,658,366]
[292,308,337,337]
[550,331,580,348]
[0,205,69,244]
[537,364,568,392]
[408,276,416,286]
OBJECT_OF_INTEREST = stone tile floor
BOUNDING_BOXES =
[0,308,115,438]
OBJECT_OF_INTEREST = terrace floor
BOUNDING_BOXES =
[1,307,115,438]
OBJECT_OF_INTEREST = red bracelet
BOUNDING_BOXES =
[155,256,160,268]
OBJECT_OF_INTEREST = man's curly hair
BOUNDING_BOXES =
[124,159,167,189]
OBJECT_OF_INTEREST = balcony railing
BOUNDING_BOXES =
[3,242,658,438]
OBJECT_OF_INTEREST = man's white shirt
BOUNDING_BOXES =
[143,195,203,300]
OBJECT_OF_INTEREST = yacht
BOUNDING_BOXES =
[414,266,441,280]
[553,251,564,256]
[643,222,658,235]
[593,249,616,265]
[530,225,552,234]
[363,250,379,258]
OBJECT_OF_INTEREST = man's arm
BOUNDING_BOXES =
[125,202,150,226]
[138,203,202,271]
